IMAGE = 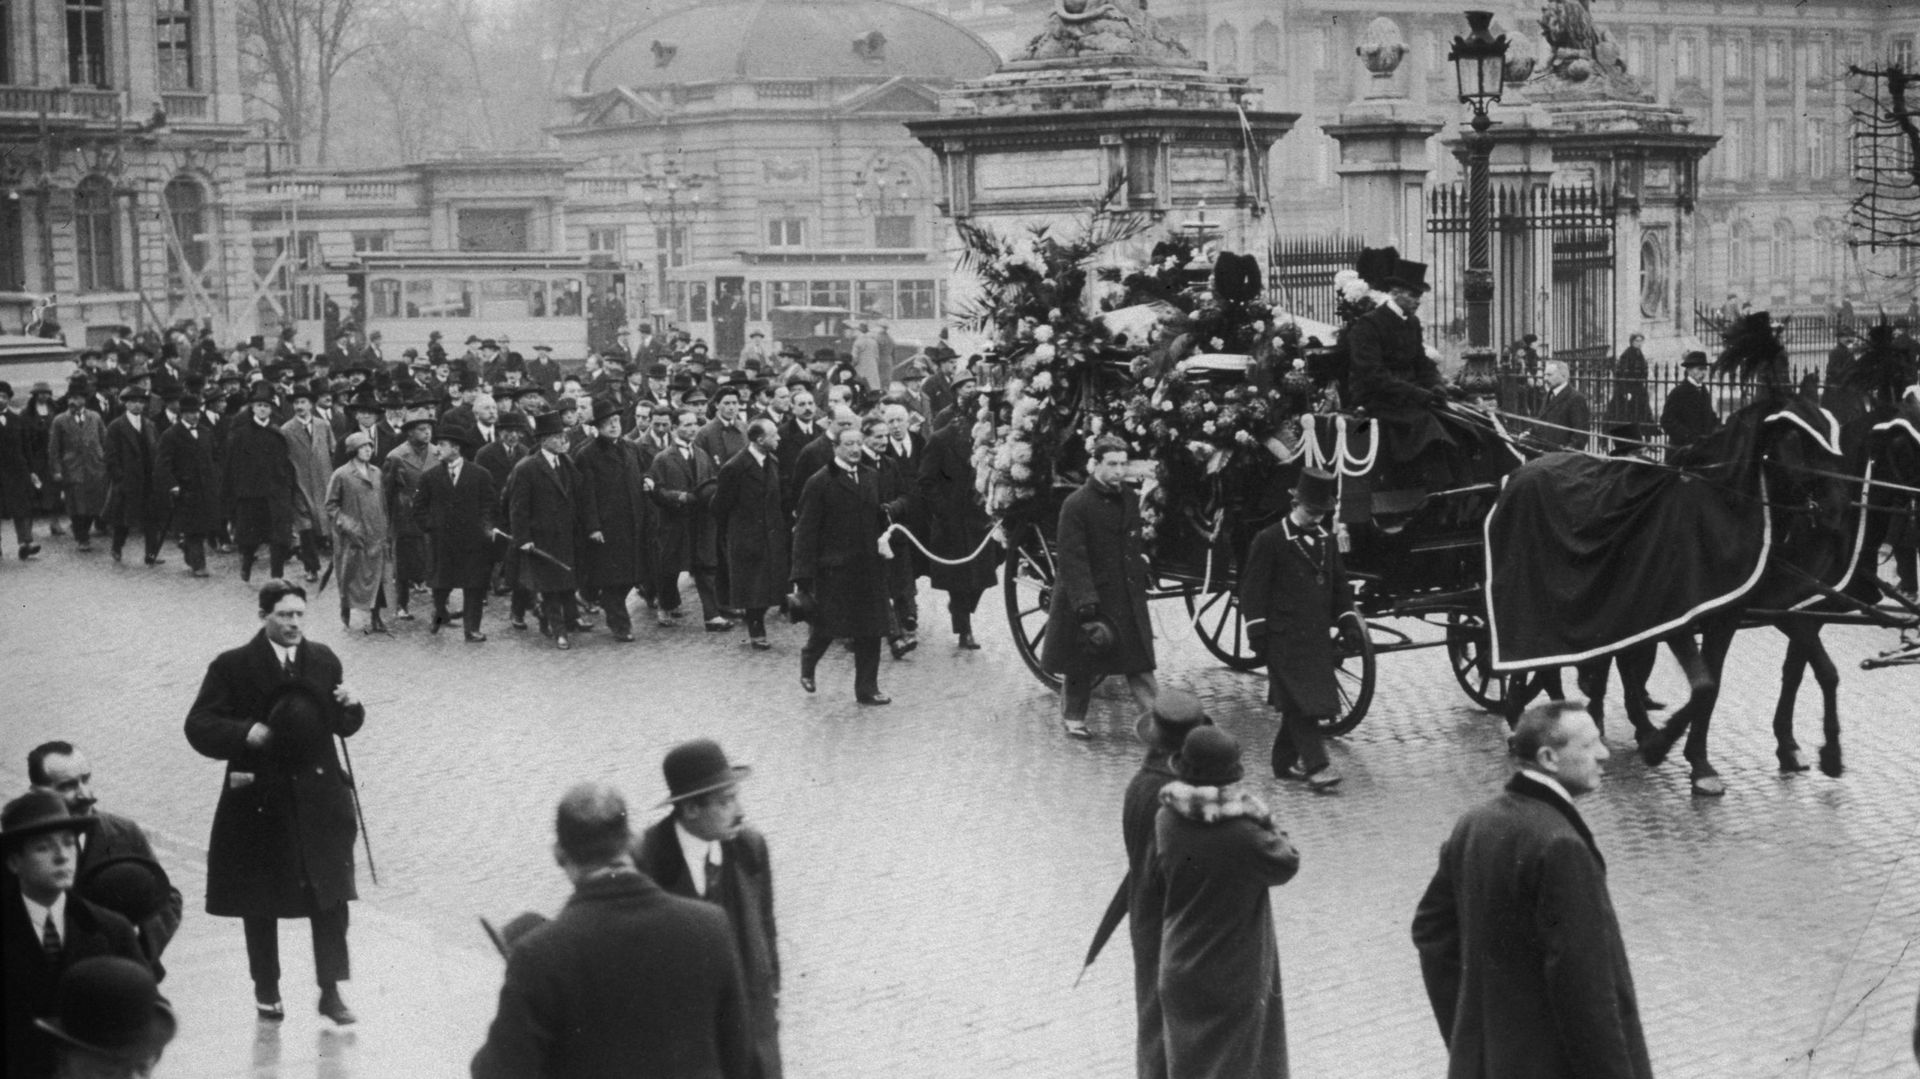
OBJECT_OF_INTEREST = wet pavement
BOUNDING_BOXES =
[2,538,1918,1078]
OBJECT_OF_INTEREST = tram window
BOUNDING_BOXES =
[770,280,807,308]
[810,280,850,310]
[529,280,548,317]
[857,280,896,320]
[690,282,709,323]
[898,280,937,320]
[748,281,763,321]
[551,280,583,317]
[370,278,403,319]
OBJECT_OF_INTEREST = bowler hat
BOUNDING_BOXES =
[33,957,176,1065]
[0,790,99,846]
[531,410,568,440]
[1292,467,1338,512]
[431,423,480,449]
[118,385,150,403]
[1681,350,1710,368]
[1134,687,1214,750]
[647,362,669,379]
[343,388,383,414]
[496,410,533,433]
[261,681,336,763]
[590,397,623,424]
[656,739,751,807]
[0,380,12,398]
[247,382,277,404]
[1170,725,1245,787]
[77,855,175,926]
[480,339,500,351]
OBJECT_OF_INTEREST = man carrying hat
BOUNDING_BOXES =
[509,411,588,648]
[155,391,219,576]
[101,385,167,566]
[414,423,496,642]
[4,791,149,1078]
[28,742,182,973]
[574,399,655,642]
[1239,467,1361,789]
[634,741,782,1079]
[1660,350,1720,461]
[382,412,437,621]
[184,579,365,1025]
[35,956,176,1079]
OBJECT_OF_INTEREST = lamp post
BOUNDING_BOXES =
[638,154,709,308]
[1448,10,1509,375]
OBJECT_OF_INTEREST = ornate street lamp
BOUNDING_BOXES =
[1448,10,1509,374]
[637,154,710,310]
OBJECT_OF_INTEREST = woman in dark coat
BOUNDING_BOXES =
[1154,726,1300,1079]
[916,402,999,648]
[18,382,63,520]
[573,402,653,640]
[1041,436,1157,737]
[712,418,790,644]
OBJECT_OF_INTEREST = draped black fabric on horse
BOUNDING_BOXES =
[1484,453,1766,669]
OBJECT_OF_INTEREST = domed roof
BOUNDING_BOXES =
[583,0,1000,92]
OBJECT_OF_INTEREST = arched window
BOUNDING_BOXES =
[1251,21,1281,72]
[1770,220,1793,291]
[164,176,207,295]
[1212,23,1238,73]
[73,174,119,292]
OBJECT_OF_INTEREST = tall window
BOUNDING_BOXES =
[766,217,804,248]
[1675,36,1698,80]
[1250,22,1280,72]
[74,176,119,291]
[586,226,623,258]
[1806,38,1826,81]
[1894,36,1916,70]
[163,176,206,294]
[1212,23,1238,73]
[1721,119,1747,180]
[1,0,14,85]
[66,0,108,87]
[1807,119,1829,178]
[1770,222,1793,289]
[1764,119,1787,180]
[898,280,937,320]
[1308,27,1330,71]
[654,226,687,268]
[350,230,390,253]
[156,0,194,90]
[1626,36,1648,77]
[1765,37,1786,81]
[874,215,913,248]
[1725,37,1746,80]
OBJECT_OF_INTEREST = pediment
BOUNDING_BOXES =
[837,77,940,116]
[583,87,672,126]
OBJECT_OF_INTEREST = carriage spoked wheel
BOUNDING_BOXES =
[1181,587,1267,672]
[1316,620,1377,737]
[1003,527,1063,690]
[1445,610,1509,713]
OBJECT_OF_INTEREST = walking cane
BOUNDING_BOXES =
[335,733,379,885]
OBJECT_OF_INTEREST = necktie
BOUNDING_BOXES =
[704,856,721,897]
[283,651,296,679]
[42,914,61,967]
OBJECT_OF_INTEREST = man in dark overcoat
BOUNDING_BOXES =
[471,783,750,1079]
[1605,333,1653,438]
[223,385,298,581]
[183,580,365,1026]
[155,392,219,576]
[382,415,436,620]
[1531,359,1592,452]
[1041,435,1158,739]
[1660,350,1720,461]
[509,411,589,649]
[1412,703,1651,1079]
[48,387,109,549]
[102,386,167,565]
[573,400,654,642]
[0,380,42,560]
[790,425,893,704]
[4,791,149,1079]
[414,423,496,642]
[916,392,997,649]
[713,418,789,649]
[479,412,532,618]
[862,416,921,658]
[649,406,727,630]
[634,741,782,1079]
[1240,468,1360,789]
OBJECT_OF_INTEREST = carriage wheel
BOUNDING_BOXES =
[1316,622,1377,737]
[1182,588,1266,672]
[1445,611,1509,713]
[1002,528,1063,690]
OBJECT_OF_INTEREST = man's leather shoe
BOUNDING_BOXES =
[571,617,596,631]
[657,614,676,627]
[705,617,735,632]
[111,546,123,562]
[394,607,414,621]
[612,630,635,642]
[430,613,446,634]
[144,555,165,566]
[18,544,40,560]
[799,674,816,693]
[191,568,210,578]
[465,631,488,643]
[888,637,909,660]
[1062,720,1091,740]
[750,636,772,650]
[510,618,528,631]
[317,987,356,1026]
[255,990,284,1021]
[957,632,981,650]
[857,693,892,706]
[554,634,572,651]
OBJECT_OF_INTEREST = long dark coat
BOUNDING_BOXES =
[1605,347,1652,426]
[790,463,892,638]
[1659,380,1719,456]
[1412,774,1652,1079]
[5,887,146,1079]
[1239,518,1357,716]
[102,414,163,527]
[636,818,782,1079]
[0,406,34,517]
[916,421,999,593]
[574,436,654,589]
[1532,387,1592,452]
[508,450,585,592]
[713,448,790,609]
[413,458,497,590]
[184,632,365,918]
[1155,803,1301,1079]
[222,418,298,545]
[1124,756,1178,1079]
[48,407,109,515]
[19,403,63,515]
[869,449,918,595]
[155,420,221,534]
[1346,302,1449,463]
[470,871,750,1079]
[1041,480,1156,677]
[649,443,720,573]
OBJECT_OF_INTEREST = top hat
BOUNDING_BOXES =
[1170,725,1245,787]
[1,790,99,846]
[33,957,176,1065]
[247,382,278,404]
[656,739,751,807]
[1382,258,1431,294]
[1681,350,1710,368]
[530,410,568,440]
[1354,246,1400,292]
[1292,467,1338,512]
[77,855,175,925]
[1211,251,1264,304]
[1134,687,1214,751]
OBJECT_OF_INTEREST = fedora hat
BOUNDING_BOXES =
[496,410,533,433]
[530,410,568,440]
[1170,725,1244,787]
[77,855,175,925]
[1,790,99,847]
[590,397,624,424]
[34,957,176,1065]
[432,423,481,449]
[1292,467,1338,512]
[1134,687,1214,750]
[656,739,751,807]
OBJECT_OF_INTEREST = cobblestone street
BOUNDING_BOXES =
[3,543,1917,1077]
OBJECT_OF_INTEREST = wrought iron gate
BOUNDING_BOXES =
[1426,183,1617,365]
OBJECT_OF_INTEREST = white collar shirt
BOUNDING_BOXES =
[21,889,68,945]
[1515,767,1576,809]
[674,820,722,896]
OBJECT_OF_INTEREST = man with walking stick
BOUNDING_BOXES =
[183,579,367,1026]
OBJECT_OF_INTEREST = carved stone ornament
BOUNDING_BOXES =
[1010,0,1194,66]
[1533,0,1649,100]
[1355,17,1408,79]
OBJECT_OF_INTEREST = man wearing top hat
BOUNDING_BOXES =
[28,742,182,974]
[1344,253,1463,490]
[155,391,219,576]
[713,418,789,649]
[510,410,590,648]
[4,791,149,1078]
[413,422,496,642]
[1660,350,1720,461]
[280,383,335,580]
[1239,467,1363,789]
[101,385,167,566]
[634,741,782,1079]
[223,385,299,581]
[573,399,654,642]
[185,578,365,1026]
[383,411,437,621]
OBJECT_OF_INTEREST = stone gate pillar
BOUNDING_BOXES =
[1323,18,1443,258]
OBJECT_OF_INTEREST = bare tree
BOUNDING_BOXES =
[241,0,383,165]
